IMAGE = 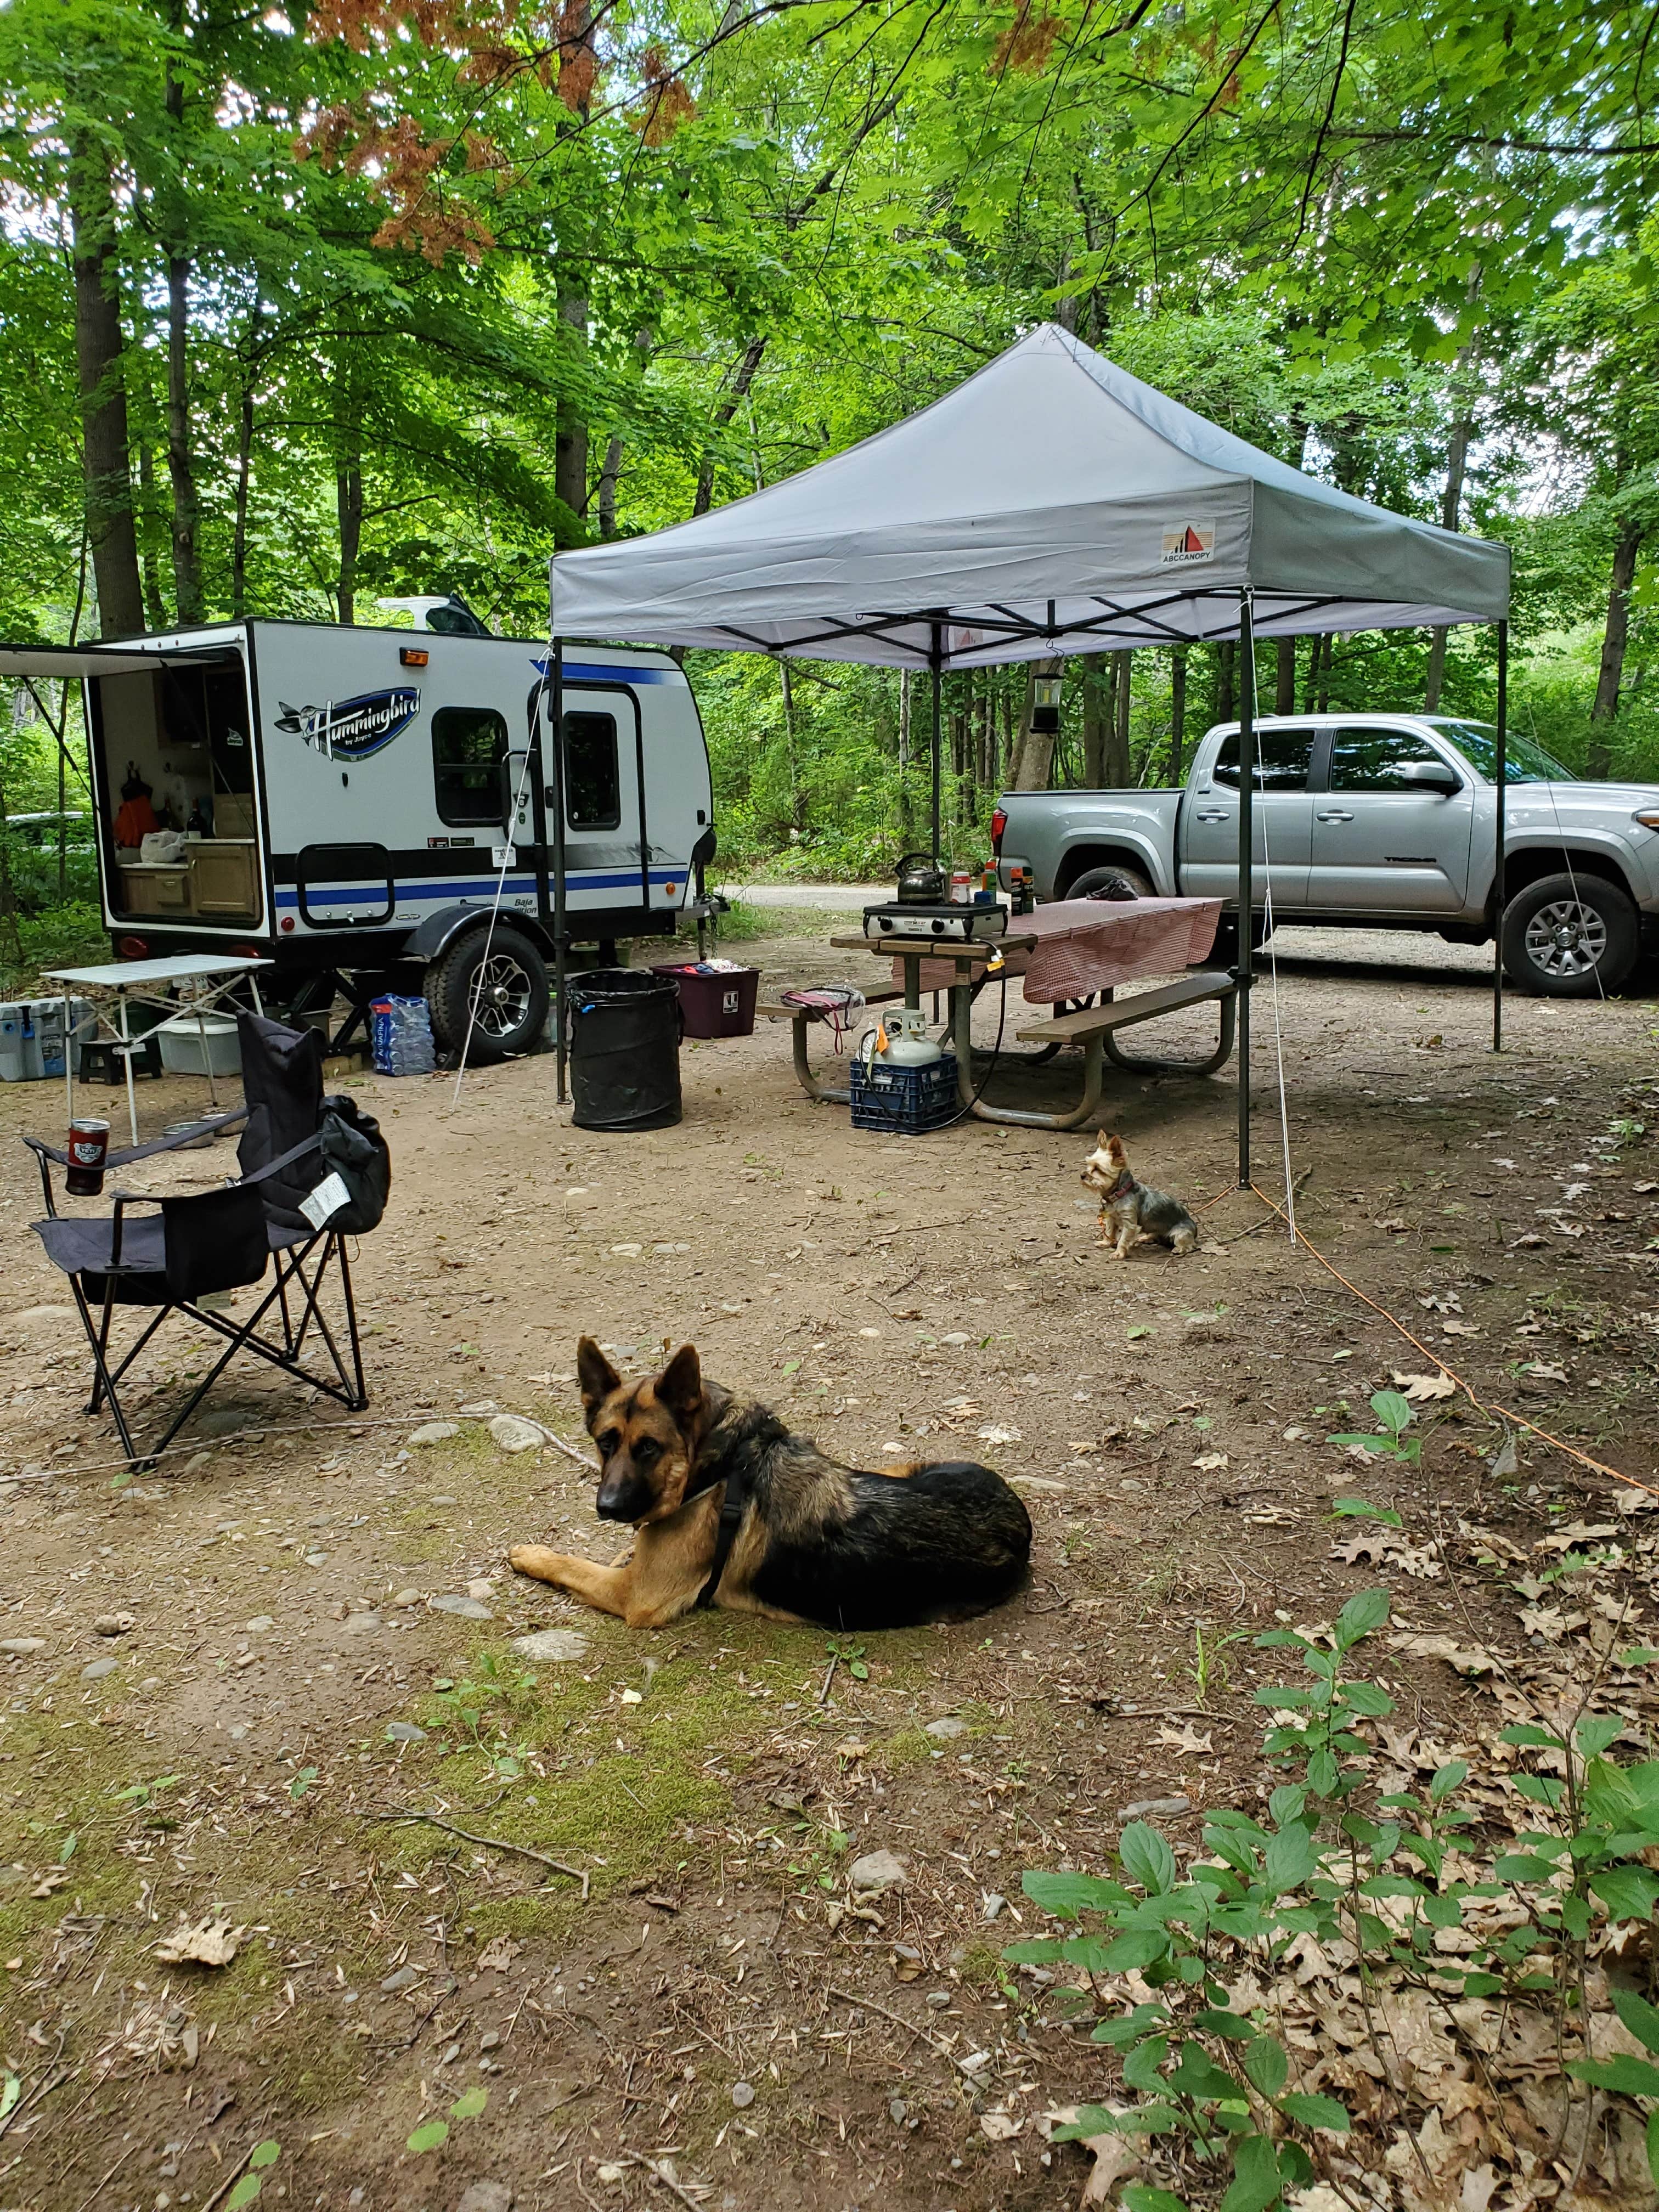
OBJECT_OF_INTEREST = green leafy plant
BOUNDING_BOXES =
[1007,1587,1659,2210]
[1184,1623,1249,1707]
[225,2140,281,2211]
[407,2085,488,2155]
[1327,1389,1420,1465]
[824,1638,868,1681]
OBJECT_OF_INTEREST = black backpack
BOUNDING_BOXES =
[317,1093,391,1235]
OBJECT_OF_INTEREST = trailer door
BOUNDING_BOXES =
[556,685,647,921]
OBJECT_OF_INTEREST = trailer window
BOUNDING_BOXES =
[563,712,620,829]
[433,706,510,826]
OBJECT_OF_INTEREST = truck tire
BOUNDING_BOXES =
[1065,864,1153,901]
[1500,872,1638,997]
[425,924,550,1062]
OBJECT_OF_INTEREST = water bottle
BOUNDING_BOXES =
[370,995,436,1076]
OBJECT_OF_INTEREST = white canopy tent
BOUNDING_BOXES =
[544,323,1513,1176]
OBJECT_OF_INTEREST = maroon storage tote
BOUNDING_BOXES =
[648,962,759,1039]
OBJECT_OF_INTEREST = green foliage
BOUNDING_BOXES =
[1009,1589,1659,2210]
[1327,1391,1421,1466]
[225,2140,282,2211]
[407,2084,488,2156]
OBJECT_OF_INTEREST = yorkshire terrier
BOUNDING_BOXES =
[1081,1131,1198,1259]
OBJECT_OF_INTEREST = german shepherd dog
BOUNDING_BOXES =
[507,1338,1032,1631]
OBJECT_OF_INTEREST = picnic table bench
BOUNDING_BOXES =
[758,984,905,1105]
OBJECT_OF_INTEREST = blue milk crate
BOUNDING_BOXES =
[849,1051,958,1135]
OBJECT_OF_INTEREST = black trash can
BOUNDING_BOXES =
[566,968,683,1131]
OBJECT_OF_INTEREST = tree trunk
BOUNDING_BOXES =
[1170,648,1187,781]
[1109,650,1132,783]
[166,253,204,622]
[67,140,144,639]
[554,285,590,541]
[232,343,257,619]
[136,442,169,630]
[693,336,766,518]
[336,453,363,624]
[1081,653,1108,785]
[1423,410,1474,710]
[596,434,624,538]
[1007,657,1063,791]
[1215,641,1235,727]
[1275,636,1296,714]
[778,658,803,831]
[1589,517,1644,774]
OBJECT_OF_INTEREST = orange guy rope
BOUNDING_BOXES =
[1234,1182,1659,1504]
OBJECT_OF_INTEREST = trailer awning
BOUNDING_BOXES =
[0,642,240,680]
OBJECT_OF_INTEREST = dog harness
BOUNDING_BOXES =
[678,1454,750,1609]
[1103,1169,1137,1199]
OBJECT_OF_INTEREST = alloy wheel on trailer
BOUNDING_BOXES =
[426,923,550,1062]
[1523,899,1606,982]
[467,950,535,1043]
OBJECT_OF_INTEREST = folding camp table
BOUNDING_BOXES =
[44,953,273,1146]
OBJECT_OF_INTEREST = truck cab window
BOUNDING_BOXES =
[1330,728,1455,791]
[1210,729,1313,790]
[433,706,510,826]
[564,711,620,828]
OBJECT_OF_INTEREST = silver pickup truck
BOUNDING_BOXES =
[992,713,1659,996]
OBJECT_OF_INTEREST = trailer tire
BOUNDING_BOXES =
[1500,872,1638,997]
[425,924,549,1062]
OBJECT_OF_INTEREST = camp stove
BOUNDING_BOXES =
[861,900,1009,943]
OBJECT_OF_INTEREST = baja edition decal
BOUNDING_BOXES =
[276,686,421,760]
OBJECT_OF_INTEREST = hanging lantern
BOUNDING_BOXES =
[1031,673,1063,735]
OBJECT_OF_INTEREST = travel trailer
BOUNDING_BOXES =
[0,610,714,1060]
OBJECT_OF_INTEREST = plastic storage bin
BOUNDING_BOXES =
[0,1004,26,1082]
[648,961,759,1039]
[849,1052,959,1135]
[156,1012,242,1076]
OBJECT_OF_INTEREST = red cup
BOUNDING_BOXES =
[66,1116,110,1197]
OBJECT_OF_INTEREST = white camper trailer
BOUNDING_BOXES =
[0,614,714,1061]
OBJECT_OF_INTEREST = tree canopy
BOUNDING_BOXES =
[2,0,1656,873]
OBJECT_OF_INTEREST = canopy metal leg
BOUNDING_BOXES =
[1493,618,1507,1053]
[1236,593,1256,1188]
[929,623,943,861]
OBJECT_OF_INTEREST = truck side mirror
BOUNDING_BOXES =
[1397,758,1460,795]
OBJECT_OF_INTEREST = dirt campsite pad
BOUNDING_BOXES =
[0,914,1656,2212]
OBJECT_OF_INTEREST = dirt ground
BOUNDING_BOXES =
[0,911,1655,2212]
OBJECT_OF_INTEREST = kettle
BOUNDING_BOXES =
[894,851,946,905]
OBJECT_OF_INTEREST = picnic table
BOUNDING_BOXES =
[767,896,1234,1131]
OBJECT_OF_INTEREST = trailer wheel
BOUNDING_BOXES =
[425,925,549,1062]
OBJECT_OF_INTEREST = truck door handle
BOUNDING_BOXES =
[1194,808,1230,823]
[1316,809,1355,822]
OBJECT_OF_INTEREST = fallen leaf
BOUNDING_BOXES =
[153,1913,243,1967]
[1521,1361,1567,1383]
[1374,1217,1409,1233]
[1441,1319,1482,1338]
[980,2111,1022,2141]
[475,1934,521,1974]
[1388,1632,1496,1678]
[1158,1723,1212,1754]
[1392,1369,1455,1402]
[1192,1451,1228,1471]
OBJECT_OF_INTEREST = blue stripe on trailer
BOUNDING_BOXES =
[531,657,679,686]
[273,867,684,909]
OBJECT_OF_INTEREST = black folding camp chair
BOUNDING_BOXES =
[26,1013,371,1470]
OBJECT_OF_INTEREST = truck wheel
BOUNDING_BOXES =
[425,925,550,1061]
[1500,873,1638,997]
[1066,864,1153,901]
